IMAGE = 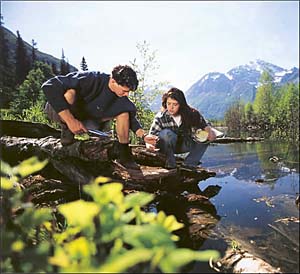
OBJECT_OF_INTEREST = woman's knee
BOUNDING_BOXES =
[159,129,177,142]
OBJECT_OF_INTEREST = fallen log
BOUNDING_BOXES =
[0,119,61,138]
[0,135,215,191]
[212,136,264,143]
[211,248,282,273]
[0,119,217,194]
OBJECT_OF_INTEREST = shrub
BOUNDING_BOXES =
[1,157,219,272]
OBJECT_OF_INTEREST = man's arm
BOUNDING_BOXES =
[58,109,87,134]
[42,72,82,114]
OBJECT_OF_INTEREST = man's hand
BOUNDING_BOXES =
[58,109,87,134]
[66,119,87,134]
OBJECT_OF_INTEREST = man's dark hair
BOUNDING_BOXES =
[112,65,139,91]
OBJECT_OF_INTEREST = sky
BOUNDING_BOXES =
[1,1,299,91]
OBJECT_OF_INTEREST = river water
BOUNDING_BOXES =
[182,140,299,273]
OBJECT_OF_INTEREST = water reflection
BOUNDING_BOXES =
[193,140,300,273]
[202,140,299,182]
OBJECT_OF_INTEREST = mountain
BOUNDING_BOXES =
[2,26,77,72]
[185,59,299,120]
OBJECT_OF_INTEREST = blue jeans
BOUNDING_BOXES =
[157,129,208,168]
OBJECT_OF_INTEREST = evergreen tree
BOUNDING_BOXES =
[15,30,30,85]
[60,48,68,75]
[0,23,15,107]
[80,56,88,71]
[51,63,58,75]
[31,39,37,66]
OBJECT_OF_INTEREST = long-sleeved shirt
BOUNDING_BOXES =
[149,110,207,137]
[42,71,142,132]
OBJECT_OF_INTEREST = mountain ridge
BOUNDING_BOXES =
[185,59,299,119]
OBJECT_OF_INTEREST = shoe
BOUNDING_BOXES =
[180,164,199,172]
[60,123,75,146]
[165,164,177,170]
[119,159,140,170]
[118,143,140,170]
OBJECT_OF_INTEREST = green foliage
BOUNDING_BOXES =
[252,71,274,129]
[9,61,54,116]
[1,157,51,273]
[1,157,220,273]
[224,101,245,133]
[129,41,168,143]
[224,70,299,141]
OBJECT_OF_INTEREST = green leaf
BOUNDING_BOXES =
[99,205,123,243]
[162,214,184,232]
[155,211,184,232]
[98,248,154,272]
[49,246,70,268]
[74,133,90,141]
[0,160,13,176]
[0,177,14,190]
[123,224,175,249]
[14,157,48,177]
[58,200,100,228]
[84,182,124,206]
[124,192,154,209]
[16,207,52,230]
[54,227,81,244]
[159,249,220,272]
[11,240,25,252]
[64,236,95,260]
[93,176,111,184]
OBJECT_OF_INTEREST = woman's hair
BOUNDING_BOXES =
[112,65,139,91]
[162,87,201,129]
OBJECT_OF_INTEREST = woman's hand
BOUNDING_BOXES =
[205,126,217,141]
[136,129,159,146]
[144,134,159,146]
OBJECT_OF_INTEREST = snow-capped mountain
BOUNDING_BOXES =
[185,59,299,120]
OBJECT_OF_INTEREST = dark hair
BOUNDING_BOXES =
[112,65,139,91]
[162,87,201,129]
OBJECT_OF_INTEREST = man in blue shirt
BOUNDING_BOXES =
[42,64,157,169]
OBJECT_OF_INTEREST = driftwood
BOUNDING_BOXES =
[211,248,282,273]
[212,136,264,143]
